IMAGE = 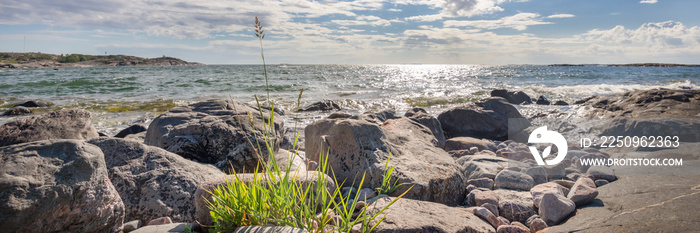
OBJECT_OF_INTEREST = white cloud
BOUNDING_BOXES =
[397,0,516,18]
[387,8,403,12]
[444,13,552,31]
[405,14,444,22]
[640,0,658,4]
[547,14,575,19]
[331,15,392,27]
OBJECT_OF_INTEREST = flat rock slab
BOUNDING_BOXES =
[367,197,495,233]
[548,160,700,232]
[131,223,190,233]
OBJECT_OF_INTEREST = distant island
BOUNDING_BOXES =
[0,52,202,68]
[549,63,700,67]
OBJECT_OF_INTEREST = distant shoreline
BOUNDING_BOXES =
[0,52,203,68]
[549,63,700,67]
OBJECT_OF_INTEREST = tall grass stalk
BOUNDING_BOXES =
[204,16,409,233]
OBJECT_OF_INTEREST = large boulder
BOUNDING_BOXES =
[305,113,466,205]
[567,177,598,207]
[494,170,535,191]
[0,109,99,147]
[88,138,225,223]
[404,108,447,148]
[538,192,575,225]
[438,98,530,141]
[366,197,495,233]
[194,171,335,226]
[144,99,284,173]
[0,140,125,232]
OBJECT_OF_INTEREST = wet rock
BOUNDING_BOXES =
[297,100,341,112]
[144,99,284,172]
[194,172,335,226]
[567,177,598,207]
[491,89,533,105]
[536,96,551,105]
[538,192,575,225]
[494,170,535,191]
[467,177,495,189]
[0,140,125,232]
[438,97,530,140]
[493,189,536,223]
[595,179,609,187]
[115,124,148,138]
[587,166,617,182]
[88,138,225,223]
[529,218,548,233]
[14,100,49,108]
[474,206,501,229]
[553,100,569,106]
[305,115,465,205]
[0,109,100,147]
[3,106,31,116]
[367,197,495,232]
[496,224,529,233]
[404,108,447,148]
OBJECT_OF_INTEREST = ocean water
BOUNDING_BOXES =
[1,64,699,135]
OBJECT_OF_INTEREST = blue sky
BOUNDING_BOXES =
[1,0,699,64]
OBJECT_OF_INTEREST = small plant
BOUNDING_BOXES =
[204,16,410,233]
[375,153,409,195]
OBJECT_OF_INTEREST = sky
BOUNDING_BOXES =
[1,0,699,64]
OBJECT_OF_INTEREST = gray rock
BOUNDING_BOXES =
[15,100,49,108]
[530,182,565,208]
[146,217,172,226]
[366,197,495,232]
[296,100,340,112]
[0,140,125,232]
[457,154,512,180]
[467,177,495,189]
[123,220,141,233]
[131,223,192,233]
[444,137,497,153]
[494,170,535,191]
[594,179,609,187]
[493,189,536,223]
[124,131,147,143]
[552,179,575,189]
[526,166,548,184]
[587,166,617,182]
[438,97,530,140]
[553,100,569,106]
[274,149,307,172]
[538,192,575,225]
[0,109,99,147]
[144,99,284,172]
[567,177,598,207]
[233,226,308,233]
[115,124,148,138]
[305,115,465,206]
[404,108,447,148]
[577,89,700,118]
[536,96,551,105]
[482,203,500,217]
[491,89,532,105]
[544,163,566,180]
[88,138,225,223]
[194,172,335,226]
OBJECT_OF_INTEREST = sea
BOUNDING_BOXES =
[1,64,699,136]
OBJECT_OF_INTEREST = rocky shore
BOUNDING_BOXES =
[0,52,202,68]
[1,88,698,232]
